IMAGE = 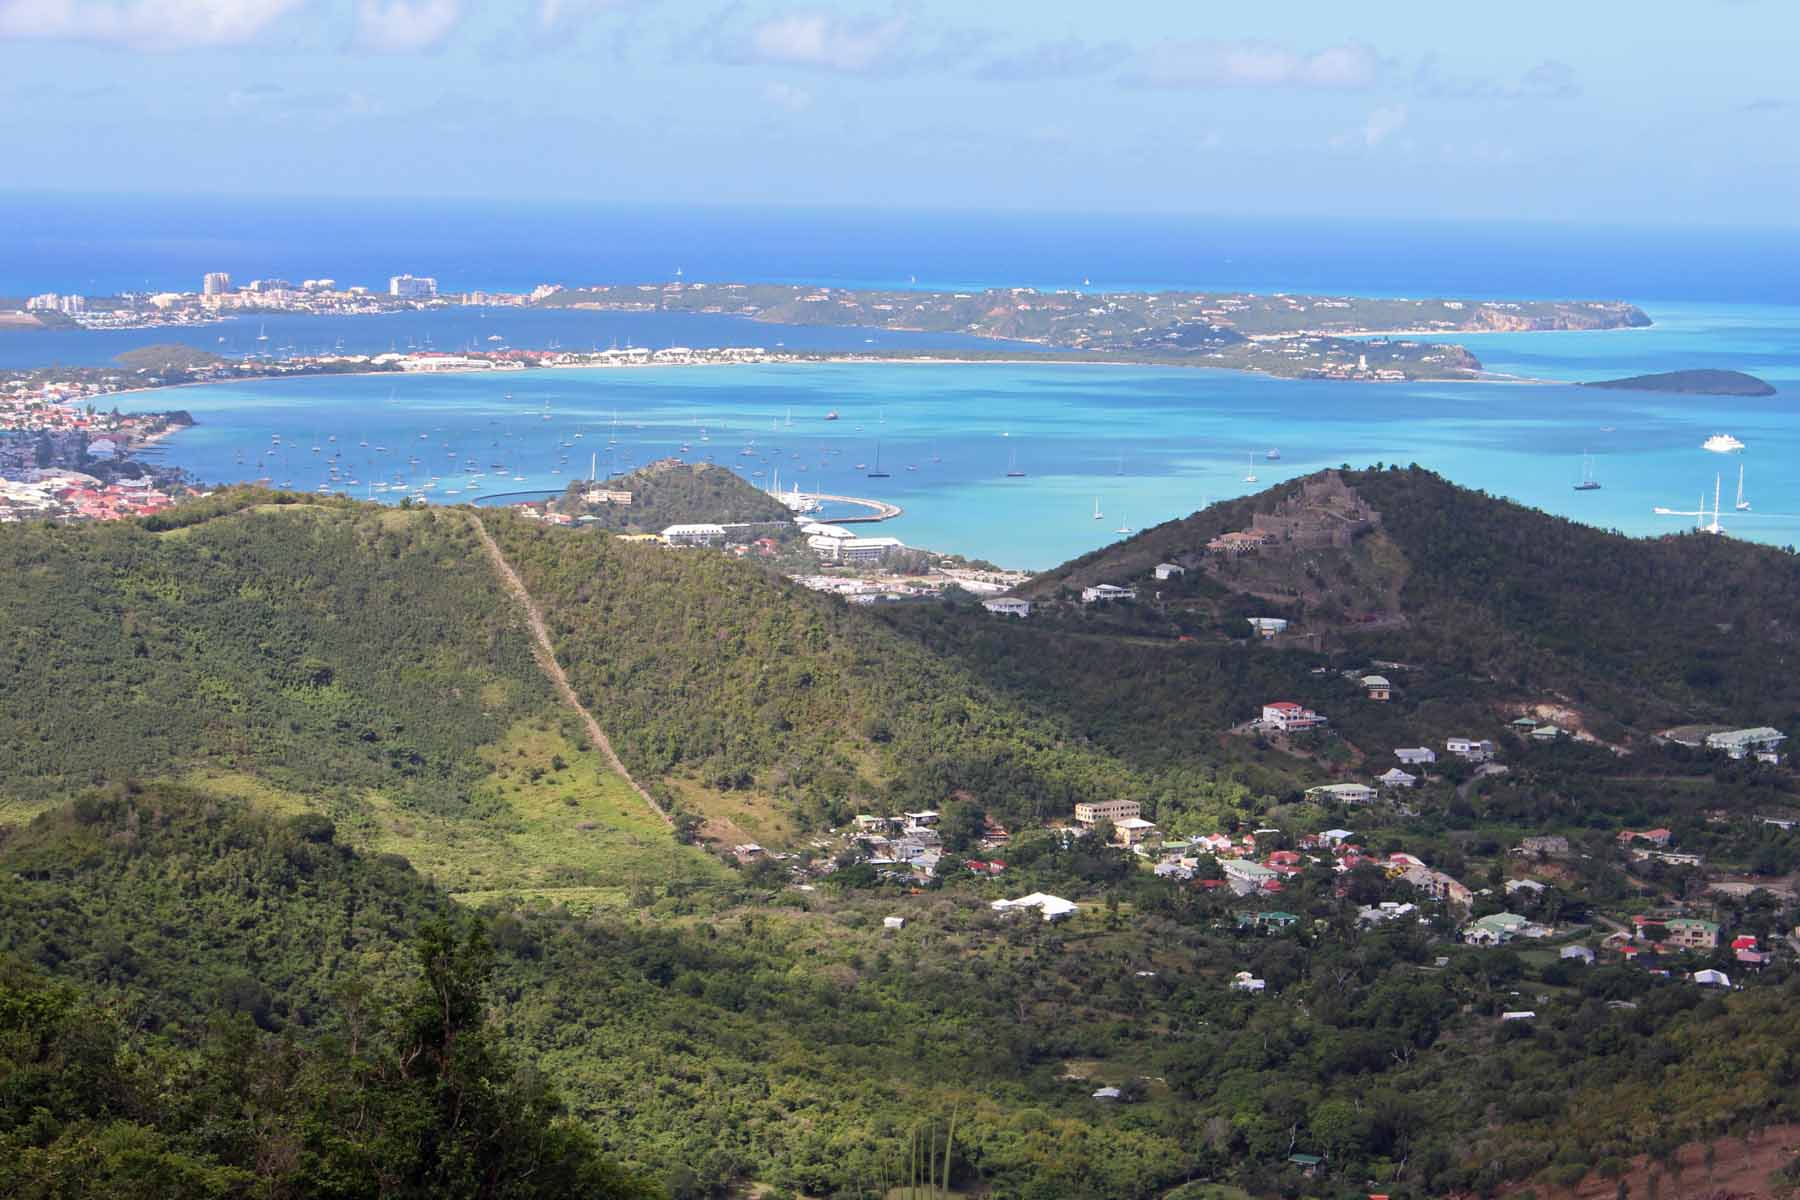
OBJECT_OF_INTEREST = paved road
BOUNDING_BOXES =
[470,513,673,830]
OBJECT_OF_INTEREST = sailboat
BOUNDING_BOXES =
[866,441,890,479]
[1092,496,1104,521]
[1574,452,1601,491]
[1735,462,1751,511]
[1115,514,1131,535]
[255,322,269,342]
[1243,453,1259,484]
[1006,446,1025,478]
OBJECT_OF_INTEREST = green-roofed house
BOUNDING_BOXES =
[1462,911,1535,946]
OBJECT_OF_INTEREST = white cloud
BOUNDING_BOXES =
[0,0,303,49]
[763,80,813,112]
[352,0,460,54]
[1136,39,1380,90]
[1329,105,1408,151]
[735,8,910,74]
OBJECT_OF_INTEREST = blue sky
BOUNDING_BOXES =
[2,0,1795,223]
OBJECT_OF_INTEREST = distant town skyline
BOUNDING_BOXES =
[1,0,1795,225]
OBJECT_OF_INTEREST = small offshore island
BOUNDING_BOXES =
[1581,368,1777,396]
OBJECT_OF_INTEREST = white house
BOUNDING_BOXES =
[982,598,1033,618]
[1377,768,1417,789]
[1229,971,1266,993]
[991,893,1079,921]
[1246,617,1289,639]
[1360,674,1392,701]
[1395,747,1437,766]
[1081,583,1137,604]
[882,916,906,929]
[1153,562,1185,581]
[1306,782,1376,805]
[1706,727,1787,759]
[1261,701,1326,733]
[663,523,726,546]
[1693,968,1732,988]
[1446,737,1497,762]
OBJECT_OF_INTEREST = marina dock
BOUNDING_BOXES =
[811,493,903,523]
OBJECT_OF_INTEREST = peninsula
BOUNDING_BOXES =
[538,281,1651,380]
[4,272,1652,384]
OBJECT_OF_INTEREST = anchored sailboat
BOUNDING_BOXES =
[1006,446,1025,478]
[1574,451,1601,491]
[1092,496,1104,520]
[866,440,890,479]
[1243,452,1259,484]
[1736,462,1751,511]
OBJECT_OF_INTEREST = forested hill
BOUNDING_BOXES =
[1017,465,1800,736]
[550,458,794,531]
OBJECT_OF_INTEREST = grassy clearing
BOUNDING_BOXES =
[185,722,727,906]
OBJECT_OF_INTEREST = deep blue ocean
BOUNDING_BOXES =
[6,195,1799,568]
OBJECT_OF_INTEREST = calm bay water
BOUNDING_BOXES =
[111,304,1800,570]
[8,197,1797,567]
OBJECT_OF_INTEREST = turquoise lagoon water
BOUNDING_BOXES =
[117,301,1800,569]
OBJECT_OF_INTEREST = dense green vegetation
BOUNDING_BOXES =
[5,786,1797,1200]
[4,474,1800,1199]
[550,459,797,531]
[113,343,225,370]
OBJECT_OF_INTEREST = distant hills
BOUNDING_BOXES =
[1582,368,1776,396]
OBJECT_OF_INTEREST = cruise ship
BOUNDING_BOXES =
[1702,433,1745,453]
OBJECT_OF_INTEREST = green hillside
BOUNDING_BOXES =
[2,477,1799,1200]
[1017,466,1800,740]
[0,493,723,905]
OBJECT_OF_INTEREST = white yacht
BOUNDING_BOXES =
[1702,433,1745,453]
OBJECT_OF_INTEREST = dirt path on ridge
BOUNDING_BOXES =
[469,514,673,830]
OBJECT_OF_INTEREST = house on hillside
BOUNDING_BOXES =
[1705,727,1786,759]
[1360,674,1392,701]
[1261,701,1327,733]
[982,598,1033,618]
[1618,828,1673,847]
[1230,971,1266,993]
[1113,817,1159,848]
[1377,768,1416,789]
[1446,737,1496,762]
[1074,799,1141,829]
[663,523,726,546]
[1238,910,1301,931]
[1153,562,1185,581]
[1306,782,1376,805]
[991,893,1078,921]
[1515,835,1570,857]
[1080,583,1136,604]
[1395,746,1437,766]
[1246,617,1289,639]
[1463,912,1535,945]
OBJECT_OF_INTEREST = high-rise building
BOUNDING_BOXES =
[202,272,232,296]
[389,274,438,300]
